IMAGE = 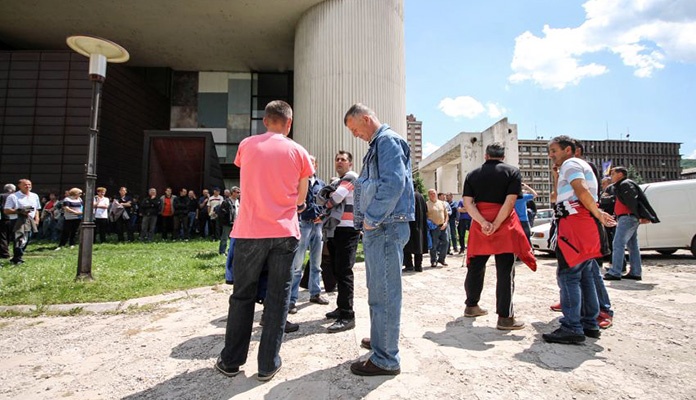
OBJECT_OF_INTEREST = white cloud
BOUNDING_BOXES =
[687,149,696,159]
[486,102,507,118]
[422,142,440,158]
[510,0,696,89]
[438,96,485,118]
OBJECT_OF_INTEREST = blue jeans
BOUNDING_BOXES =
[220,237,298,375]
[609,215,642,277]
[219,224,232,254]
[290,220,323,304]
[429,227,449,264]
[363,222,410,371]
[557,259,600,334]
[225,238,235,283]
[591,261,613,316]
[448,219,458,252]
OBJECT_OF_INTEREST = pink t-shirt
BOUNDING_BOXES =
[231,132,314,239]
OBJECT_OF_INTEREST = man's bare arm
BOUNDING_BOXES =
[570,179,616,227]
[491,194,518,232]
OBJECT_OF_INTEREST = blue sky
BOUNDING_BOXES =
[404,0,696,159]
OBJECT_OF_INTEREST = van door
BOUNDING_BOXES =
[641,184,692,249]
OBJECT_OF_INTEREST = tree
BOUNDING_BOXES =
[413,173,426,196]
[627,164,644,184]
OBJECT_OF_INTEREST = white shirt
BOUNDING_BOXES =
[4,191,41,220]
[94,196,110,219]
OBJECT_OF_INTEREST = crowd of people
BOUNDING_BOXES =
[0,182,241,264]
[1,100,660,382]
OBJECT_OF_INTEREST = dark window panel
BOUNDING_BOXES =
[66,97,91,108]
[2,135,33,145]
[10,53,40,61]
[6,97,36,107]
[5,107,35,116]
[38,79,69,89]
[4,116,34,125]
[3,125,33,135]
[32,154,63,164]
[36,107,66,117]
[36,88,67,98]
[32,135,64,145]
[9,69,39,80]
[36,116,66,126]
[37,97,67,107]
[64,136,89,146]
[6,88,35,98]
[8,79,37,89]
[40,70,70,80]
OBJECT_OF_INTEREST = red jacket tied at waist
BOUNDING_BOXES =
[466,202,537,271]
[557,203,602,268]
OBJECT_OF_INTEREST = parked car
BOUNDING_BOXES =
[532,208,554,227]
[530,180,696,258]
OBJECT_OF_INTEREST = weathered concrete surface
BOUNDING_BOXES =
[1,251,695,400]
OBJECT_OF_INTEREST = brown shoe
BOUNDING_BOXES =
[360,337,371,350]
[497,316,525,330]
[309,294,330,305]
[350,359,400,376]
[464,305,488,317]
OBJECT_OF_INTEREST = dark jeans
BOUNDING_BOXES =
[457,219,470,250]
[209,218,220,240]
[327,227,360,320]
[173,213,189,239]
[521,220,531,245]
[557,259,600,333]
[116,217,134,242]
[59,219,80,247]
[160,215,174,239]
[465,253,516,317]
[429,227,449,264]
[141,215,157,242]
[220,237,298,375]
[95,218,108,243]
[0,219,12,258]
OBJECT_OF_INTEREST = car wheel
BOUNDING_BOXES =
[656,249,677,256]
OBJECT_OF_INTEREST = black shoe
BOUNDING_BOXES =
[431,263,437,268]
[258,361,282,382]
[350,359,400,376]
[288,303,298,314]
[414,266,423,272]
[622,274,642,281]
[439,261,448,266]
[225,280,234,285]
[325,308,340,319]
[284,320,299,333]
[10,259,24,265]
[542,328,586,344]
[215,358,241,377]
[603,273,621,281]
[583,328,601,338]
[327,319,355,333]
[402,267,414,272]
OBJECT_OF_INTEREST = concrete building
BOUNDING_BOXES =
[406,114,423,169]
[0,0,406,195]
[418,118,518,194]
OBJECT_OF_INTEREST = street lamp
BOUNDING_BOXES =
[66,35,129,280]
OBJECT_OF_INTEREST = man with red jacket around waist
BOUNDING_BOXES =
[543,136,616,344]
[462,142,536,331]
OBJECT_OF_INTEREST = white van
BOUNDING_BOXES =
[638,179,696,257]
[530,179,696,258]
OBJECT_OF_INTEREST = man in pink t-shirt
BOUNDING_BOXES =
[216,100,313,382]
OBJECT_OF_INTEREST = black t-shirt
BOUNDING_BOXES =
[462,160,522,204]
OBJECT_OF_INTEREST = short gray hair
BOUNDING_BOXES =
[3,183,16,193]
[265,100,293,123]
[344,103,376,125]
[485,142,505,158]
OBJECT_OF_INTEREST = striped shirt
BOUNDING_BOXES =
[330,171,357,228]
[557,157,598,214]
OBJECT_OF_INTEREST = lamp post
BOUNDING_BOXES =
[66,35,129,280]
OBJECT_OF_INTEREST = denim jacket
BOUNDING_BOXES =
[354,124,415,229]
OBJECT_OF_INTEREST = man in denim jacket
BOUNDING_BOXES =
[344,103,414,376]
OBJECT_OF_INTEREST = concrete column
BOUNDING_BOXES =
[439,164,459,194]
[294,0,406,180]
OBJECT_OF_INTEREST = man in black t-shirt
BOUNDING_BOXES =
[462,142,530,330]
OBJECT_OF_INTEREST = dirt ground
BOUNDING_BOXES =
[1,250,695,400]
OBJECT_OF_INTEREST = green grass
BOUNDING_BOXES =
[0,238,365,307]
[0,239,225,306]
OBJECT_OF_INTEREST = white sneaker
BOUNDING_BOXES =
[54,247,61,251]
[70,245,75,249]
